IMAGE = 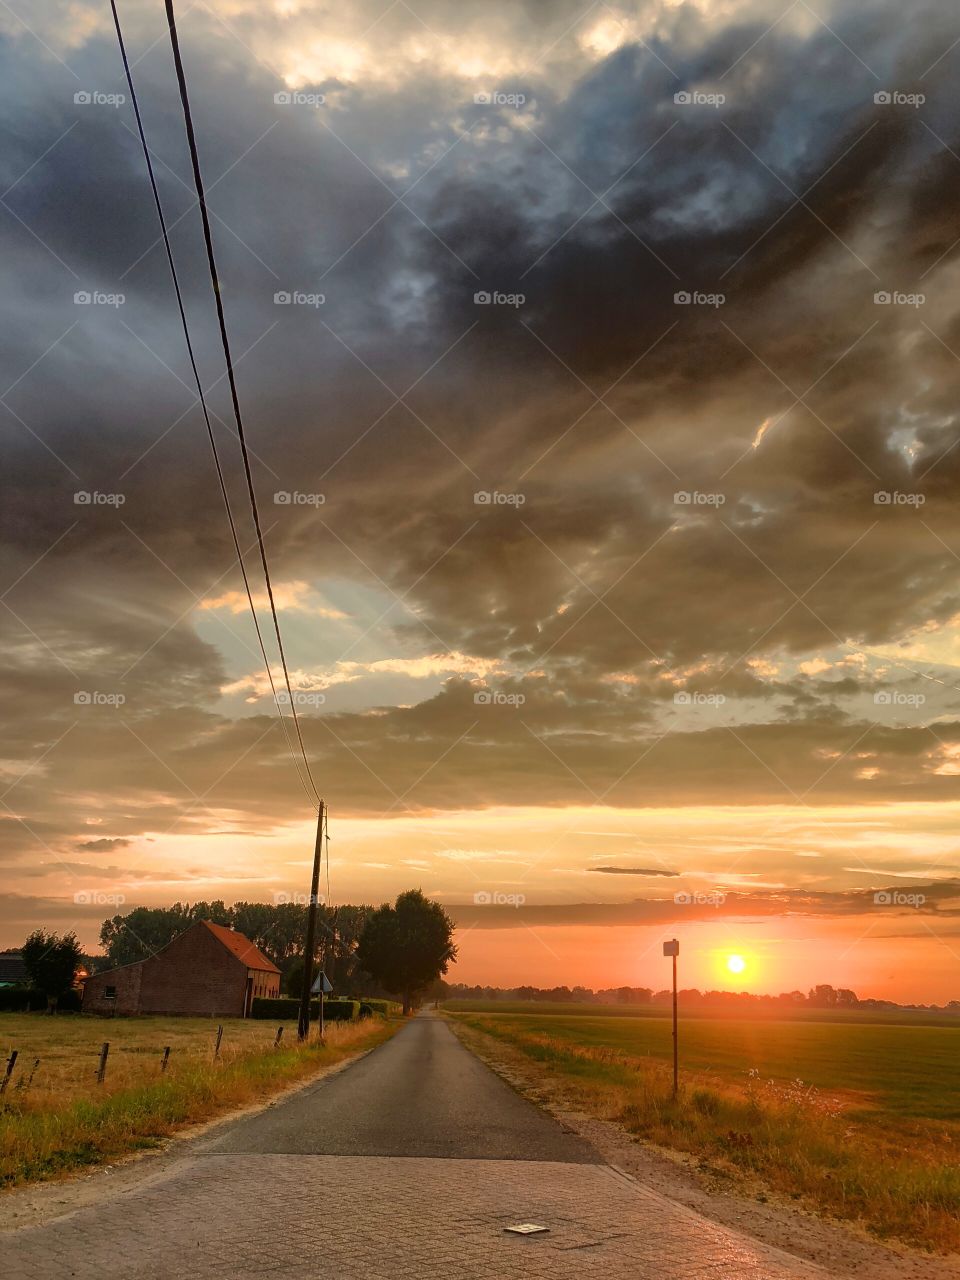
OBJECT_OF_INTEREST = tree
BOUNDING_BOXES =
[95,901,373,979]
[284,957,306,998]
[232,901,308,971]
[99,904,194,966]
[322,904,374,991]
[356,889,457,1015]
[808,984,838,1008]
[21,930,83,1011]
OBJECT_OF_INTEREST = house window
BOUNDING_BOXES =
[104,985,117,1000]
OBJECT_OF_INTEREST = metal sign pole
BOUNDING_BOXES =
[672,951,678,1098]
[663,938,679,1098]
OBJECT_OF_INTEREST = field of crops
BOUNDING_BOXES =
[445,1004,960,1119]
[448,1005,960,1250]
[443,998,960,1028]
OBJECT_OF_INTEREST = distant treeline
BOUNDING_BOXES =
[94,901,390,996]
[440,982,960,1013]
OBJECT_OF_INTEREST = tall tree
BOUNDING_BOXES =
[232,901,308,970]
[21,930,83,1011]
[99,904,193,966]
[356,889,457,1015]
[95,901,383,983]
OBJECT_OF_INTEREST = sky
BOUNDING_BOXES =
[3,0,960,1001]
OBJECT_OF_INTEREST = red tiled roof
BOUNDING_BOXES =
[201,921,280,973]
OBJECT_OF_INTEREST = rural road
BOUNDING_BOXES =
[199,1006,595,1161]
[3,1013,830,1279]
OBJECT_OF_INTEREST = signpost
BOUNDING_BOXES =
[310,970,333,1039]
[663,938,679,1098]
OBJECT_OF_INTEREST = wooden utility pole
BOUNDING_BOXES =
[298,800,325,1042]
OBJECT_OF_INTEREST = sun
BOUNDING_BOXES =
[726,954,747,975]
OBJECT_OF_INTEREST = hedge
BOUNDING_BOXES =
[249,996,359,1021]
[0,988,81,1012]
[321,999,361,1021]
[0,988,44,1012]
[358,999,400,1017]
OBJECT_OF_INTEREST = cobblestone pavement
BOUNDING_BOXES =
[4,1153,829,1279]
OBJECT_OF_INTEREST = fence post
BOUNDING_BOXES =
[214,1025,223,1060]
[96,1042,109,1084]
[274,1026,283,1049]
[161,1046,171,1073]
[0,1049,17,1094]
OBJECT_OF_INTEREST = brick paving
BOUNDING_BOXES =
[3,1153,829,1278]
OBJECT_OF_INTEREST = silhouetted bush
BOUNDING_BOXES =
[249,996,359,1021]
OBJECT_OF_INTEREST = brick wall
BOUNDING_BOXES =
[139,924,248,1017]
[82,960,143,1015]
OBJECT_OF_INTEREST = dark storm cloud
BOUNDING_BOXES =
[4,0,960,861]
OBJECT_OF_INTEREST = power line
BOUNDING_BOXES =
[109,0,321,810]
[162,0,322,808]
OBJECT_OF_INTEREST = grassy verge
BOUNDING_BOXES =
[450,1012,960,1253]
[0,1015,396,1189]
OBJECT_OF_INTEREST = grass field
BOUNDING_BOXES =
[0,1012,396,1189]
[448,1006,960,1251]
[445,1004,960,1119]
[443,998,960,1029]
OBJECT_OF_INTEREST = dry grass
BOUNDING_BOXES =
[0,1013,396,1189]
[451,1014,960,1254]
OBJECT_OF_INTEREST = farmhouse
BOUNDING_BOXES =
[82,920,280,1017]
[0,950,28,987]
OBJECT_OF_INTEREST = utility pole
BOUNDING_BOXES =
[663,938,679,1098]
[322,906,339,1042]
[298,800,325,1042]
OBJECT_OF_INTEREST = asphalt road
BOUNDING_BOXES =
[200,1011,598,1161]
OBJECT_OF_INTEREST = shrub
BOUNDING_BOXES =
[0,989,80,1013]
[0,988,44,1013]
[322,1000,360,1022]
[249,997,359,1022]
[250,997,317,1020]
[357,999,400,1017]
